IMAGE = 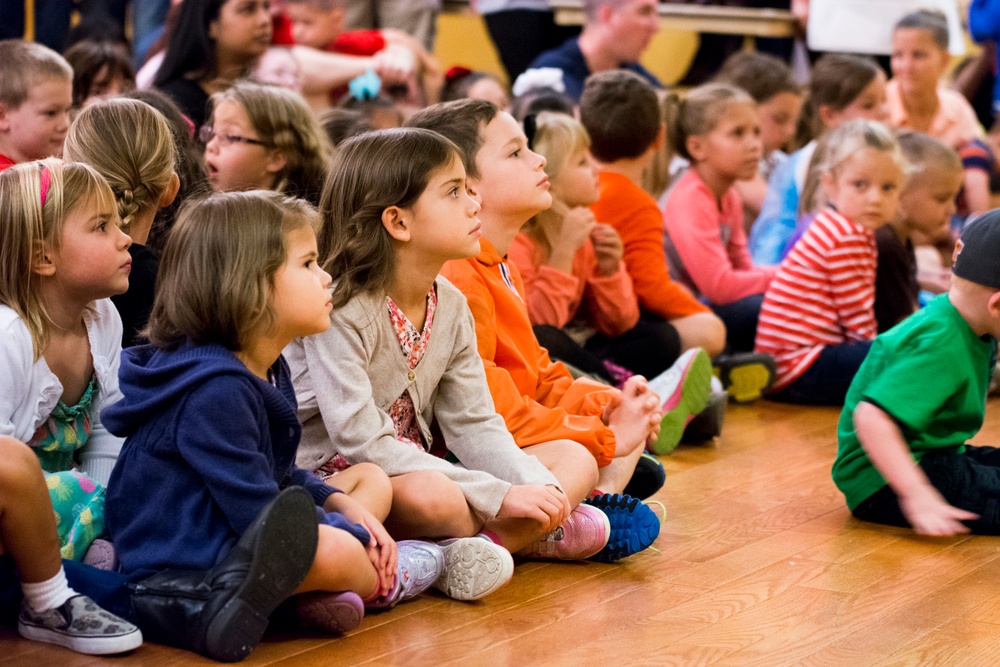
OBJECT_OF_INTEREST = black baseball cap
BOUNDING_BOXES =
[953,210,1000,290]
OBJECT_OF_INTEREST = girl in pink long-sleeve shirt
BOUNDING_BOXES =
[509,112,681,382]
[664,83,777,352]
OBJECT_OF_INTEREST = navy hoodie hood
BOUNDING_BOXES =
[103,340,284,437]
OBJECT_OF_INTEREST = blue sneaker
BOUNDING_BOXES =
[582,493,661,563]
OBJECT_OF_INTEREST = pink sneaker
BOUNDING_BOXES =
[82,539,117,571]
[288,591,364,634]
[516,505,611,560]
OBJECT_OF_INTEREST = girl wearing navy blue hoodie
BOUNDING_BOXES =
[103,190,475,647]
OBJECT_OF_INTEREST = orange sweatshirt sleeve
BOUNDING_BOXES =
[507,233,580,328]
[597,191,708,320]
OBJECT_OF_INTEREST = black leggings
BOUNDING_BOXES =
[852,445,1000,535]
[534,316,682,382]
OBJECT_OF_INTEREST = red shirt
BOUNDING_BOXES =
[0,153,16,172]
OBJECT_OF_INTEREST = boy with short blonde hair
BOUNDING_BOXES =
[0,40,72,170]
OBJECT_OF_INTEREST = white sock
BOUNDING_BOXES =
[21,566,77,612]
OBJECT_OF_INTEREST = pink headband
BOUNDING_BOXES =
[39,166,51,207]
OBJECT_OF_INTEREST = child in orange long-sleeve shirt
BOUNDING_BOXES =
[509,112,680,384]
[408,100,713,559]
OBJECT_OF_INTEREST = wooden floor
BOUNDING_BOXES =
[5,399,1000,666]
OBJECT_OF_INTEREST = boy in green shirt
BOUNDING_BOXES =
[833,211,1000,536]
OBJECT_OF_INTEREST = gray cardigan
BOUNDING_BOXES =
[286,277,559,520]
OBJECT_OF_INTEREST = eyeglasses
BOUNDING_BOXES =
[198,125,268,148]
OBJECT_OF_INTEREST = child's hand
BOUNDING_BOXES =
[497,484,571,532]
[899,488,979,536]
[607,376,661,458]
[325,493,398,596]
[545,206,596,257]
[591,224,624,277]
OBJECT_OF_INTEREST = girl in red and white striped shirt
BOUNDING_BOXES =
[754,120,905,405]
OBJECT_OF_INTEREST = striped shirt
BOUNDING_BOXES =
[754,207,878,391]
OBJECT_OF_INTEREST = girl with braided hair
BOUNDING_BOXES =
[63,97,181,348]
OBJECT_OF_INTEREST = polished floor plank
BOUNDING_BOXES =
[3,399,1000,665]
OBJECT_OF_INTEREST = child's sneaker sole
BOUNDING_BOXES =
[623,452,666,499]
[290,591,364,634]
[582,493,661,563]
[715,352,776,403]
[681,389,728,443]
[650,349,713,455]
[434,538,514,601]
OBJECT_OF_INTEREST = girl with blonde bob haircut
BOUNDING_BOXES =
[203,81,333,205]
[63,97,181,347]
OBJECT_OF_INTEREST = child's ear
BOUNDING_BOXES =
[466,174,483,207]
[32,240,56,277]
[817,104,838,130]
[819,170,836,201]
[331,7,345,35]
[264,150,288,176]
[381,206,411,242]
[987,291,1000,321]
[652,123,667,151]
[685,135,704,162]
[160,172,180,208]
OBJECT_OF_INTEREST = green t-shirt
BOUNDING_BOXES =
[833,294,997,510]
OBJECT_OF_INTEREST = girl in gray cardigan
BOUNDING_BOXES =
[287,128,615,571]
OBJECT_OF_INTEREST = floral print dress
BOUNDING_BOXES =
[27,377,105,561]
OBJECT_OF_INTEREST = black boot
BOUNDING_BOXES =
[128,487,318,662]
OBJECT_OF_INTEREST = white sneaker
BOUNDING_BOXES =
[433,536,514,601]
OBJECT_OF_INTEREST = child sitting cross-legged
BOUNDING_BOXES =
[755,120,905,405]
[508,111,679,388]
[408,99,673,561]
[288,127,611,567]
[661,83,777,357]
[834,211,1000,536]
[103,191,490,655]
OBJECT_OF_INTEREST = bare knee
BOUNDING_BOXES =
[0,437,43,492]
[525,439,599,504]
[337,462,393,514]
[676,314,727,358]
[391,471,473,536]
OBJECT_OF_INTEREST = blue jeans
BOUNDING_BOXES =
[711,293,764,353]
[770,340,873,406]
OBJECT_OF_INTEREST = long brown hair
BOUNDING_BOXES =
[319,128,462,309]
